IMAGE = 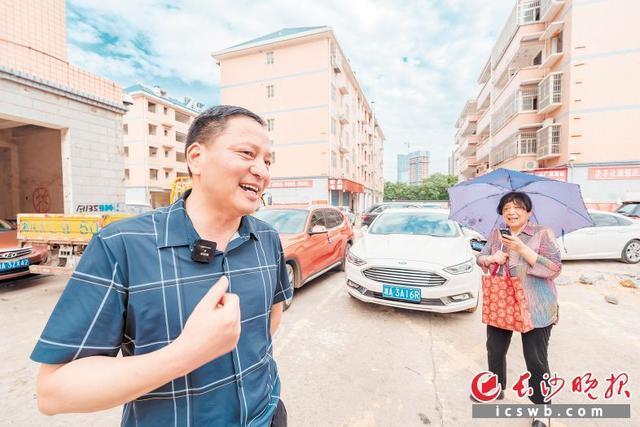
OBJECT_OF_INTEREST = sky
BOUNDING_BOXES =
[66,0,513,181]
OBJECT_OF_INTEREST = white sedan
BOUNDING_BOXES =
[345,208,481,313]
[560,210,640,263]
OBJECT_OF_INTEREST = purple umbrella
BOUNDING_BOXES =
[448,168,594,239]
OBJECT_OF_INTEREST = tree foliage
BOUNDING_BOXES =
[384,174,458,201]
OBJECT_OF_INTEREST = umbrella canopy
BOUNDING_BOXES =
[448,168,594,238]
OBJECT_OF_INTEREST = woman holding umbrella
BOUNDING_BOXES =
[475,192,561,409]
[449,169,593,427]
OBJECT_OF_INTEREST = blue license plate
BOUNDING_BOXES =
[382,284,421,303]
[0,258,30,271]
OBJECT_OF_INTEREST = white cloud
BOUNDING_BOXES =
[67,0,514,179]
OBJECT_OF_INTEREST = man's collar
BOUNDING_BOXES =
[155,190,259,248]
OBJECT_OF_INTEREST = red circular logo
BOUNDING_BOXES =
[470,371,502,402]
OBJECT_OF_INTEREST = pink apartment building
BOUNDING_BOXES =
[0,0,127,218]
[122,84,203,207]
[212,27,385,214]
[454,0,640,209]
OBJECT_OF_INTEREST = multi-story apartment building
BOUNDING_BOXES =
[0,0,127,218]
[212,26,384,214]
[397,154,409,183]
[408,150,430,185]
[454,0,640,208]
[122,84,203,207]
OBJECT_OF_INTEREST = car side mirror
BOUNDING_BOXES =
[309,225,328,235]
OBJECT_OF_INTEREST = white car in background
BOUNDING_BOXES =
[560,210,640,264]
[345,208,481,313]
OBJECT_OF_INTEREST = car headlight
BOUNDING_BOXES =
[346,249,367,266]
[444,258,474,275]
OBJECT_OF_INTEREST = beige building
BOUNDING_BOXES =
[408,150,430,185]
[0,0,127,218]
[212,26,384,213]
[454,0,640,208]
[122,84,203,207]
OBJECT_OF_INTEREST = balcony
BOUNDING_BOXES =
[477,108,491,136]
[538,72,562,114]
[492,0,542,68]
[540,0,564,22]
[536,124,561,160]
[477,79,491,111]
[460,114,478,137]
[456,100,478,129]
[336,75,349,95]
[331,55,342,74]
[491,130,538,166]
[539,24,564,68]
[460,156,479,174]
[338,114,349,125]
[476,139,492,161]
[460,135,480,156]
[492,85,539,134]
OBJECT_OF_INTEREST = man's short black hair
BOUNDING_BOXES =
[497,191,533,214]
[185,105,265,175]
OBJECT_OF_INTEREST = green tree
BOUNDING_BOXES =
[384,173,458,201]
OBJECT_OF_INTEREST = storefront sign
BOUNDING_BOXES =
[268,180,314,189]
[531,168,568,182]
[328,178,364,193]
[588,166,640,180]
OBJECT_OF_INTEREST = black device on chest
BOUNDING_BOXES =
[191,239,217,263]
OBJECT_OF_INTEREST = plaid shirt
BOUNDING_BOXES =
[31,193,292,426]
[477,223,562,328]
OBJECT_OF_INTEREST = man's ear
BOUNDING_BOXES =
[186,142,203,176]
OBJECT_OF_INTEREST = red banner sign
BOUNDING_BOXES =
[588,166,640,180]
[268,180,314,189]
[329,178,364,193]
[531,168,567,181]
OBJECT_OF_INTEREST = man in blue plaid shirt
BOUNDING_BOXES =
[31,105,292,426]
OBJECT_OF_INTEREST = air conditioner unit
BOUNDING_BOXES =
[523,160,539,170]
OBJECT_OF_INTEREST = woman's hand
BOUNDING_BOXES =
[500,234,526,254]
[488,250,508,266]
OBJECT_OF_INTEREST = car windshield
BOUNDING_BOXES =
[617,204,639,215]
[369,212,459,237]
[0,220,12,231]
[253,209,309,234]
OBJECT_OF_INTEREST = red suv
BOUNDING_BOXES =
[0,219,48,281]
[254,205,354,308]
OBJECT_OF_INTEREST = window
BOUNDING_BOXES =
[271,151,276,164]
[267,119,274,131]
[175,132,186,143]
[164,149,170,158]
[331,118,337,135]
[309,211,327,230]
[124,168,129,180]
[149,169,158,180]
[176,152,186,162]
[165,170,171,179]
[324,209,342,228]
[149,146,158,157]
[148,124,157,135]
[591,213,619,227]
[123,146,129,157]
[266,84,274,98]
[266,51,274,64]
[163,127,170,137]
[552,31,563,54]
[123,123,128,135]
[331,84,338,103]
[148,102,156,113]
[331,151,337,168]
[163,106,169,115]
[533,51,542,66]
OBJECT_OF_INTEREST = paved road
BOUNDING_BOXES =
[1,260,638,426]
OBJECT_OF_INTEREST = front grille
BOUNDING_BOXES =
[362,267,447,287]
[0,247,32,259]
